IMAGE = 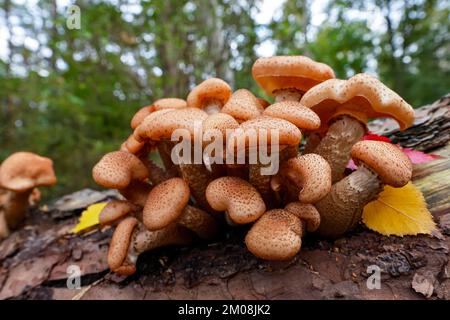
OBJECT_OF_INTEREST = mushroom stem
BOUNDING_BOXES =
[203,100,223,115]
[140,157,177,185]
[1,189,32,230]
[274,89,303,102]
[314,165,382,238]
[157,141,179,175]
[178,205,219,240]
[303,132,322,154]
[0,210,10,239]
[313,115,366,183]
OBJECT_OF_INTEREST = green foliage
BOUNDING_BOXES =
[0,0,448,199]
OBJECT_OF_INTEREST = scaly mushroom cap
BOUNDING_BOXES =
[131,106,152,130]
[284,202,321,232]
[186,78,232,109]
[134,108,208,142]
[0,152,57,192]
[245,209,302,260]
[252,56,335,96]
[300,73,415,131]
[202,113,239,140]
[143,178,190,230]
[351,140,412,187]
[228,116,302,153]
[99,200,141,226]
[92,151,149,189]
[221,89,264,123]
[120,134,146,155]
[263,101,321,131]
[108,217,139,275]
[153,98,187,110]
[206,177,266,224]
[280,154,331,203]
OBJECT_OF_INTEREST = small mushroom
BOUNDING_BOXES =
[221,89,264,123]
[0,152,57,239]
[186,78,232,114]
[301,73,415,182]
[272,153,331,203]
[206,177,266,224]
[108,217,194,275]
[143,178,218,240]
[252,56,335,102]
[314,140,413,238]
[130,98,187,129]
[99,200,141,226]
[245,202,320,260]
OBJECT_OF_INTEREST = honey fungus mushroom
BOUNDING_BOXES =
[187,78,232,115]
[221,89,264,123]
[245,202,320,260]
[301,73,415,182]
[314,140,413,238]
[0,152,57,239]
[252,55,335,102]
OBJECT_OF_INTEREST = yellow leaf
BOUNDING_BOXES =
[71,202,107,234]
[362,182,437,236]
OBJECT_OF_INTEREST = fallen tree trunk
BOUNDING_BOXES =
[0,95,449,300]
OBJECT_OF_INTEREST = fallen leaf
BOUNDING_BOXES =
[362,182,437,236]
[402,148,442,165]
[71,202,107,234]
[363,132,392,143]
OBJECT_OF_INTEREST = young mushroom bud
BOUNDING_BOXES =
[108,217,194,275]
[245,202,320,261]
[206,177,266,225]
[301,73,415,182]
[143,178,218,240]
[315,140,413,238]
[0,152,57,239]
[187,78,232,115]
[252,56,335,103]
[221,89,264,123]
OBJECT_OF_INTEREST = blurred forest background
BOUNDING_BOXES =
[0,0,449,198]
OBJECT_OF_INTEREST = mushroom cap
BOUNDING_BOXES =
[143,178,190,230]
[228,116,302,153]
[131,106,152,130]
[99,200,141,226]
[202,113,239,141]
[0,152,57,192]
[252,56,335,96]
[284,202,321,232]
[300,73,415,131]
[120,134,146,155]
[92,151,149,189]
[351,140,412,187]
[221,89,264,123]
[245,209,302,260]
[206,177,266,224]
[153,98,187,110]
[187,78,232,109]
[134,108,208,142]
[280,154,331,203]
[108,216,139,275]
[263,101,321,131]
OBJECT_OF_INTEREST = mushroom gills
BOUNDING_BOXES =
[273,88,303,102]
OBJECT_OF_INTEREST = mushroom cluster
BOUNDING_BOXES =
[92,56,415,275]
[0,152,57,240]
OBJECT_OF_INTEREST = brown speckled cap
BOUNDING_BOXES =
[351,140,412,187]
[187,78,232,109]
[153,98,187,110]
[206,177,266,224]
[252,56,335,96]
[143,178,190,230]
[263,101,321,131]
[92,151,149,189]
[99,200,141,226]
[221,89,264,123]
[134,108,208,142]
[120,134,146,155]
[300,73,415,130]
[0,152,57,192]
[130,106,152,129]
[245,209,302,260]
[107,216,138,275]
[284,202,321,232]
[280,154,331,203]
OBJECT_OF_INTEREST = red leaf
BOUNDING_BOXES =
[363,132,392,143]
[402,148,442,164]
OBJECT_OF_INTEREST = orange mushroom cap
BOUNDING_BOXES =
[99,200,141,226]
[0,152,57,192]
[300,73,415,131]
[252,56,335,96]
[186,78,232,109]
[263,101,321,131]
[351,140,412,188]
[130,98,187,130]
[131,106,153,130]
[221,89,264,123]
[284,202,321,232]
